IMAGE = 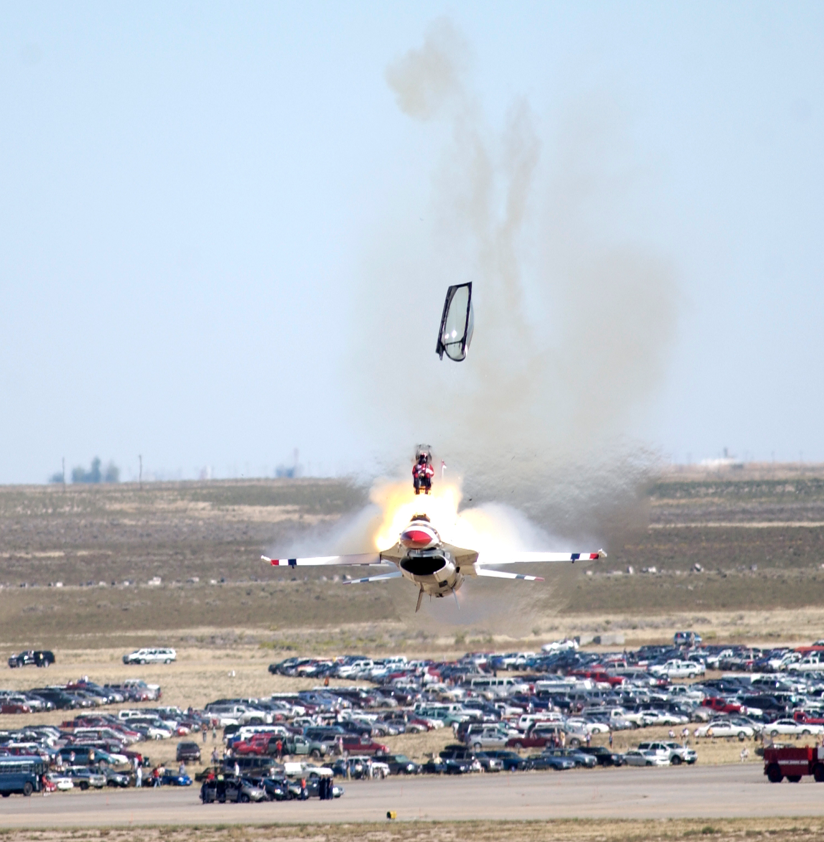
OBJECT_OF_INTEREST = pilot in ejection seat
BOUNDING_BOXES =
[413,453,434,495]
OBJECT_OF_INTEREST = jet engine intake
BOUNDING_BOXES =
[400,555,446,577]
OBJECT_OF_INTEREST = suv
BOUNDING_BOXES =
[8,650,55,668]
[638,741,697,765]
[439,745,502,773]
[674,631,702,647]
[176,742,202,763]
[122,648,176,665]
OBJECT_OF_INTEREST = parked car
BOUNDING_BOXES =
[176,742,202,763]
[160,771,193,786]
[540,748,597,768]
[122,648,176,665]
[420,758,448,774]
[638,741,697,765]
[765,719,824,738]
[200,775,265,803]
[8,650,55,669]
[375,753,420,775]
[624,749,670,767]
[696,720,755,740]
[578,746,626,766]
[100,767,132,788]
[526,753,576,771]
[475,750,531,771]
[64,766,107,789]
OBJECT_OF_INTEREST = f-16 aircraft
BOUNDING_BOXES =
[263,512,605,612]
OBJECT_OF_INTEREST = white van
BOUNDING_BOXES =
[466,676,530,698]
[122,647,176,665]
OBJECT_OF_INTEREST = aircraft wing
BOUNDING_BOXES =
[262,553,388,568]
[342,571,403,585]
[465,549,606,575]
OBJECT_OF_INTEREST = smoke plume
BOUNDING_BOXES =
[345,18,677,553]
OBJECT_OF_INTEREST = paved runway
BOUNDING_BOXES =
[2,765,823,827]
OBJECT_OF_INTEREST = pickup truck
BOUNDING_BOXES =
[701,697,743,714]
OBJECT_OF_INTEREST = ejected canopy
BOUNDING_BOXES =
[436,282,474,361]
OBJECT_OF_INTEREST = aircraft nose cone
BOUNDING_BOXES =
[400,528,435,549]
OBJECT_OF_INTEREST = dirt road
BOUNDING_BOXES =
[1,764,820,827]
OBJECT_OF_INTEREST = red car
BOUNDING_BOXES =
[341,736,388,756]
[0,702,30,714]
[794,711,824,726]
[233,734,276,756]
[506,727,560,750]
[569,669,624,687]
[701,697,742,714]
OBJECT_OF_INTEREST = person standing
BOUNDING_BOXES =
[202,723,207,743]
[608,731,613,750]
[135,764,142,788]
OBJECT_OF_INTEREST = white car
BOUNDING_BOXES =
[122,647,176,665]
[696,720,755,740]
[567,717,610,735]
[765,719,824,738]
[649,660,703,679]
[639,710,689,726]
[624,749,670,767]
[541,638,579,654]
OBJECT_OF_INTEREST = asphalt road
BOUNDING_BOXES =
[3,765,822,828]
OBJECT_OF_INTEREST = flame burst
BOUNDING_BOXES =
[370,477,539,558]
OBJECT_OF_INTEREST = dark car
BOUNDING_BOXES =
[527,753,576,771]
[476,750,531,771]
[541,748,597,768]
[160,771,193,786]
[176,742,202,763]
[374,753,420,775]
[29,689,77,710]
[257,775,289,801]
[578,746,625,767]
[420,758,448,774]
[99,767,132,788]
[8,650,55,669]
[438,746,479,775]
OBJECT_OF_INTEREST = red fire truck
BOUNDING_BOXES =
[763,745,824,783]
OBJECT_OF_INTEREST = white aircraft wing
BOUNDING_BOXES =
[466,549,606,575]
[474,568,544,582]
[262,553,388,568]
[342,571,403,585]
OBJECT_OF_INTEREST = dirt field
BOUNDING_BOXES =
[2,465,824,650]
[3,817,824,842]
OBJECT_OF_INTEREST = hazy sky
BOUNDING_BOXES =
[1,2,822,484]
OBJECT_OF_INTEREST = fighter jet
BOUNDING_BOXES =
[263,513,605,612]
